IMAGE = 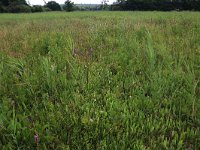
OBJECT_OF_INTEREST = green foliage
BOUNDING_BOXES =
[100,0,110,10]
[113,0,200,11]
[0,12,200,149]
[43,7,52,12]
[64,0,75,12]
[0,4,7,13]
[31,5,44,13]
[2,0,28,5]
[0,0,31,13]
[1,0,9,6]
[46,1,61,11]
[7,4,31,13]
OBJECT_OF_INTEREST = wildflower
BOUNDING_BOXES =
[89,48,93,55]
[11,100,15,106]
[34,134,40,144]
[27,116,32,122]
[72,48,78,57]
[90,118,94,123]
[50,64,56,71]
[99,111,104,114]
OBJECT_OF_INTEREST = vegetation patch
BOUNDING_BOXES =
[0,11,200,149]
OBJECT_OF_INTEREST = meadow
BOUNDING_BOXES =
[0,11,200,149]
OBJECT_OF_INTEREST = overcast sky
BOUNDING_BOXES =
[27,0,117,5]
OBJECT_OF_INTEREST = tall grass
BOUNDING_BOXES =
[0,11,200,149]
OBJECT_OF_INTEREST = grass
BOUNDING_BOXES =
[0,11,200,149]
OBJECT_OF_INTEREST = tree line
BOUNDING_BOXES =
[0,0,200,13]
[0,0,75,13]
[111,0,200,11]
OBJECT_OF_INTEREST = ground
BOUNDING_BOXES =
[0,11,200,149]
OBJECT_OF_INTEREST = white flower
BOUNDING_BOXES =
[99,111,104,114]
[50,64,56,71]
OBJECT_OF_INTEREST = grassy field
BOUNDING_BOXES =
[0,11,200,149]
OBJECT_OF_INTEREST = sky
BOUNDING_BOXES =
[27,0,117,5]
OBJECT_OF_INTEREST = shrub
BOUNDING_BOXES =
[7,4,32,13]
[31,5,44,13]
[111,5,121,11]
[43,7,52,12]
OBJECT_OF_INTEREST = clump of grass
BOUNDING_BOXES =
[0,11,200,149]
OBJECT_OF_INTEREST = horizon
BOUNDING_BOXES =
[27,0,116,5]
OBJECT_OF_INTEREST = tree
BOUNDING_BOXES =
[0,0,31,13]
[64,0,75,12]
[9,0,27,5]
[0,2,7,12]
[46,1,61,11]
[7,3,31,13]
[1,0,9,6]
[101,0,110,10]
[31,5,44,12]
[1,0,27,6]
[111,0,200,11]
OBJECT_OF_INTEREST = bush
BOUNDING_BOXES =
[31,5,44,13]
[43,7,52,12]
[111,5,121,11]
[7,4,32,13]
